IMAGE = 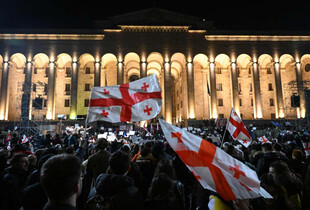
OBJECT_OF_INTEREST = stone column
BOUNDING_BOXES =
[295,61,305,118]
[164,61,173,123]
[209,61,217,118]
[117,61,124,85]
[21,61,33,124]
[201,69,210,119]
[140,61,147,78]
[47,61,56,120]
[24,61,33,94]
[94,61,101,87]
[252,62,263,118]
[0,61,9,120]
[186,61,195,119]
[230,61,239,114]
[274,61,284,118]
[70,61,79,119]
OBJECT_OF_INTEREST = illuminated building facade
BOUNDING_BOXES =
[1,8,310,125]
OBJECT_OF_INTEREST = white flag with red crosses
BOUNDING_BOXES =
[159,119,272,201]
[302,141,310,157]
[226,108,252,148]
[258,136,270,144]
[87,74,162,123]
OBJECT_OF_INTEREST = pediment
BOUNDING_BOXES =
[95,8,213,30]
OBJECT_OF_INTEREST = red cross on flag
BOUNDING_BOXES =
[87,74,162,123]
[302,141,310,157]
[21,135,28,144]
[226,108,252,148]
[159,118,272,200]
[258,136,270,144]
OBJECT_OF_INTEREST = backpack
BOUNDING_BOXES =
[86,193,115,210]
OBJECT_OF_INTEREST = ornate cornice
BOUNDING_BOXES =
[205,35,310,41]
[0,34,104,40]
[119,25,190,32]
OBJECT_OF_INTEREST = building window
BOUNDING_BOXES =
[218,99,223,106]
[240,113,243,119]
[43,99,47,107]
[84,99,89,107]
[85,67,91,74]
[248,68,252,76]
[268,83,273,91]
[34,68,37,74]
[218,114,224,118]
[65,84,70,95]
[270,98,274,106]
[65,67,72,77]
[267,68,272,74]
[64,99,70,107]
[305,64,310,72]
[180,100,183,108]
[45,67,49,77]
[251,98,253,106]
[249,83,252,92]
[33,84,36,92]
[271,113,276,119]
[217,83,223,91]
[216,68,222,74]
[85,83,90,91]
[44,84,47,95]
[239,98,242,106]
[238,83,242,94]
[237,68,241,77]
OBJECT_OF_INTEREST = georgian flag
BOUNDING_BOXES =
[22,135,28,143]
[226,108,252,148]
[258,136,270,144]
[302,141,310,157]
[159,119,272,201]
[87,74,162,123]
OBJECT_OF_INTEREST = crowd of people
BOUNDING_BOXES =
[0,122,309,210]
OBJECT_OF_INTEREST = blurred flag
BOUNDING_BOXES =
[159,119,272,201]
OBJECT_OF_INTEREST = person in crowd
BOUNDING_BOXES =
[136,147,156,198]
[151,141,172,163]
[289,148,306,178]
[149,158,186,209]
[40,154,82,210]
[146,173,185,210]
[87,150,144,210]
[256,143,288,177]
[269,160,302,209]
[22,154,55,210]
[120,144,143,190]
[254,173,291,209]
[1,153,29,210]
[86,138,111,185]
[27,154,37,174]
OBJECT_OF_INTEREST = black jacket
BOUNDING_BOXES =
[92,173,144,210]
[256,151,288,177]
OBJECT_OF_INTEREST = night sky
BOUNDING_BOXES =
[1,0,310,31]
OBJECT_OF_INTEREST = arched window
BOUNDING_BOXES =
[129,75,139,82]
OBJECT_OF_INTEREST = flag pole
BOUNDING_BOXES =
[83,115,88,141]
[220,126,227,148]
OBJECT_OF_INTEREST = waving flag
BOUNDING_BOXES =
[22,134,28,143]
[87,74,162,123]
[258,136,270,144]
[302,141,310,157]
[159,119,272,201]
[226,108,252,147]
